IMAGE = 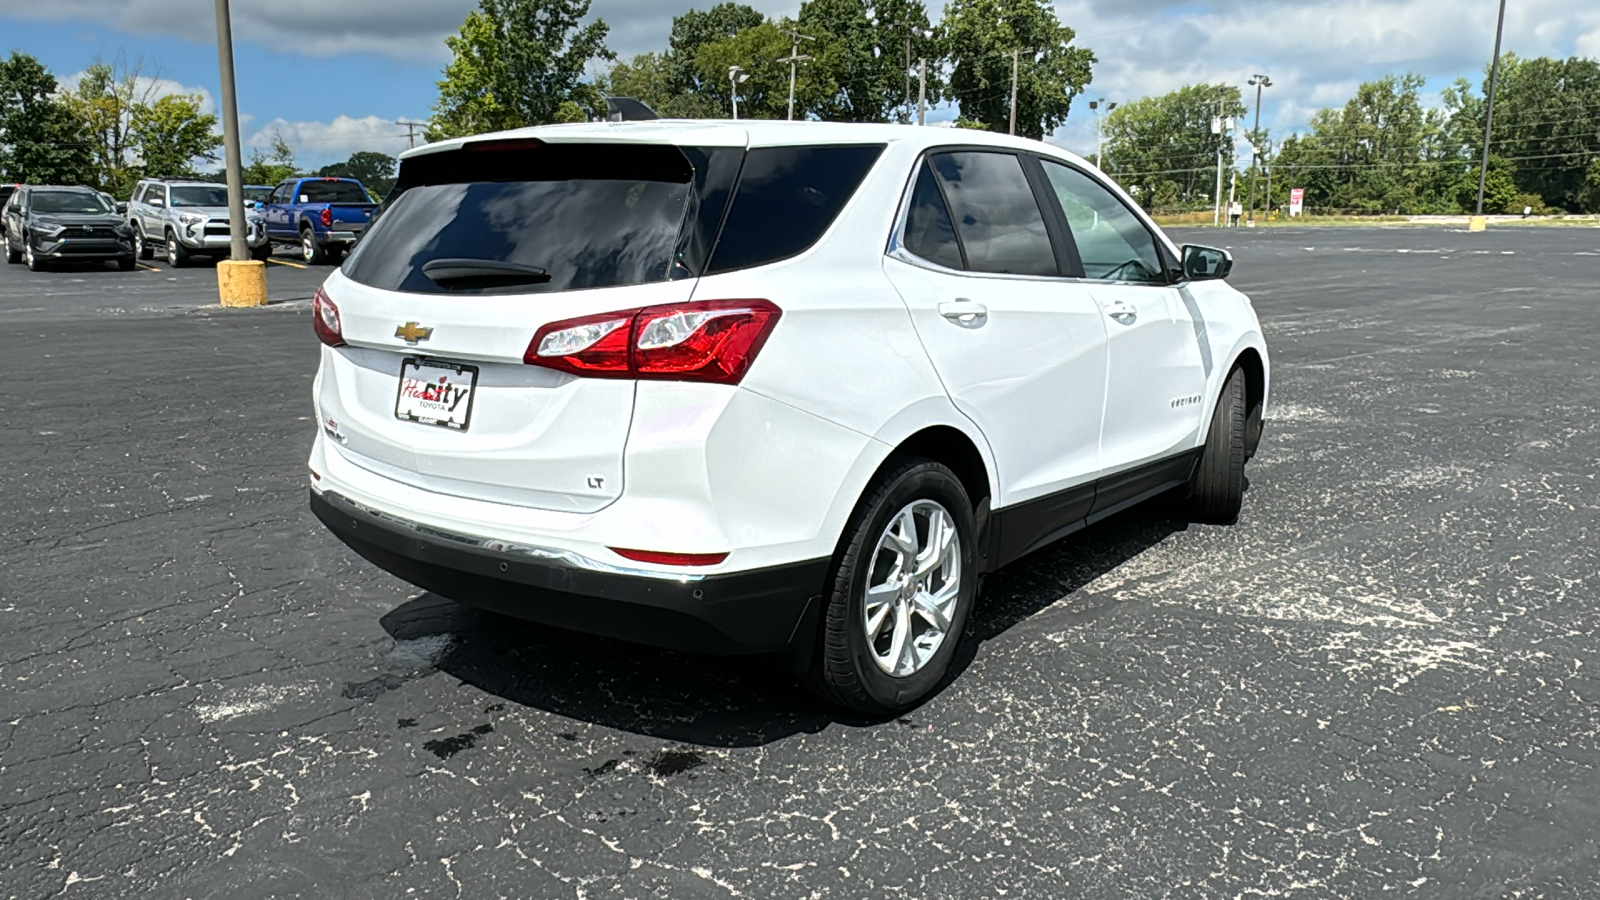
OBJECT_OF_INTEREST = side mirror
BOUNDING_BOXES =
[116,202,128,215]
[150,197,165,208]
[1181,244,1232,281]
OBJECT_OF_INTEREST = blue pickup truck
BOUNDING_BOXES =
[261,177,378,264]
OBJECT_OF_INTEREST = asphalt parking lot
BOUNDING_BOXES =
[4,226,1599,898]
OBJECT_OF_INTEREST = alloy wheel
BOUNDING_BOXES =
[862,499,962,677]
[302,233,315,263]
[167,237,178,266]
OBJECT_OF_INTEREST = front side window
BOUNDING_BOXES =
[30,190,113,215]
[927,151,1057,277]
[901,161,964,271]
[1040,160,1166,285]
[170,185,230,207]
[706,144,884,274]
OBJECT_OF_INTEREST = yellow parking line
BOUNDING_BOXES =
[136,263,160,272]
[267,258,309,269]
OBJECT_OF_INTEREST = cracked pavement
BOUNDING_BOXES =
[3,227,1598,897]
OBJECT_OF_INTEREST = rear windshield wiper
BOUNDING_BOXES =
[421,258,553,289]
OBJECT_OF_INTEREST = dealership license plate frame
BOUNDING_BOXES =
[394,357,479,431]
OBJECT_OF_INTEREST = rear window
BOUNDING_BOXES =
[299,181,370,203]
[343,143,698,295]
[706,144,883,274]
[343,141,883,296]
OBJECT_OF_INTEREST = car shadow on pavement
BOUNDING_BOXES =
[379,504,1187,748]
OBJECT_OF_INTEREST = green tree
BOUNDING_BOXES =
[938,0,1095,139]
[130,93,221,178]
[694,20,837,120]
[429,0,614,140]
[317,151,398,197]
[599,51,713,118]
[797,0,939,123]
[1480,54,1600,211]
[60,56,164,196]
[666,3,765,98]
[242,129,298,185]
[1579,157,1600,213]
[0,52,92,185]
[1100,83,1245,209]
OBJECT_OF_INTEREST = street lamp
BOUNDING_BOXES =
[729,65,749,120]
[1089,98,1117,172]
[1245,73,1273,226]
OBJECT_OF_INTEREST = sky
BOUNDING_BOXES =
[1,0,1597,169]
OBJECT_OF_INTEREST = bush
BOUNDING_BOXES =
[1505,192,1553,215]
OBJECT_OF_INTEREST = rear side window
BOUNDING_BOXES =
[706,144,884,274]
[299,181,370,203]
[343,143,698,295]
[927,151,1057,277]
[902,162,964,271]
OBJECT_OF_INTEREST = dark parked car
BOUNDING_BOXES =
[3,185,135,271]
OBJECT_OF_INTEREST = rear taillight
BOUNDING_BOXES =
[313,287,346,347]
[320,208,332,227]
[610,548,729,567]
[525,300,781,385]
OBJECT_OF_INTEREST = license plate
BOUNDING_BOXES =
[395,358,477,430]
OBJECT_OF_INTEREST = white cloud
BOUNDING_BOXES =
[243,115,413,168]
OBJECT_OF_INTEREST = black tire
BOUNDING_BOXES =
[301,227,327,265]
[116,257,136,272]
[805,459,977,716]
[165,230,190,268]
[4,238,18,265]
[1187,367,1248,524]
[133,224,153,260]
[252,243,272,262]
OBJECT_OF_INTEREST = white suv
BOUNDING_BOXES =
[308,122,1268,713]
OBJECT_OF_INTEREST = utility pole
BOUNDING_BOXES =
[917,57,928,126]
[1262,138,1274,221]
[1475,0,1509,222]
[779,28,815,122]
[729,65,749,120]
[1008,49,1020,135]
[1212,99,1230,227]
[397,120,425,149]
[904,32,913,123]
[211,0,264,306]
[1246,73,1273,226]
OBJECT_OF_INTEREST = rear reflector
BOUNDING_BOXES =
[525,299,781,385]
[610,548,729,567]
[313,287,346,347]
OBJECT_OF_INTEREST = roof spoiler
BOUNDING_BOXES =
[605,97,661,122]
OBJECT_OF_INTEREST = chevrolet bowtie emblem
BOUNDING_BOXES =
[395,322,433,345]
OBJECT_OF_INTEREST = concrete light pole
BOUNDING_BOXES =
[212,0,265,307]
[1245,73,1272,226]
[1472,0,1509,232]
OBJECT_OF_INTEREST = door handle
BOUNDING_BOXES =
[938,299,988,327]
[1106,301,1138,325]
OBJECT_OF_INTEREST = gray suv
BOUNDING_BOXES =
[127,180,271,267]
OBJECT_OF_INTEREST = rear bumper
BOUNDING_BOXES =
[311,488,827,657]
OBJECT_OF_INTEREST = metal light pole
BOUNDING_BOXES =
[1212,105,1232,227]
[1245,74,1272,226]
[917,57,928,126]
[729,65,748,120]
[211,0,264,306]
[1089,99,1116,171]
[1475,0,1509,219]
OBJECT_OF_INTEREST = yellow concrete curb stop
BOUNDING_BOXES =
[217,259,269,307]
[1468,215,1488,232]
